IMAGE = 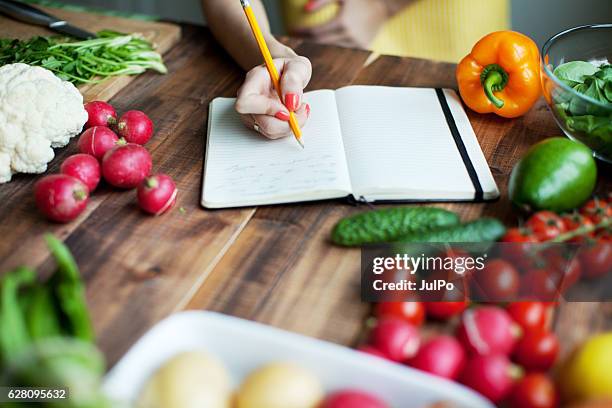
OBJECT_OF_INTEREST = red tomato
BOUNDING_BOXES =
[521,267,560,302]
[375,302,425,326]
[549,255,582,293]
[526,211,566,242]
[501,228,540,271]
[579,241,612,279]
[509,373,558,408]
[474,259,520,302]
[597,230,612,242]
[581,198,612,224]
[506,302,548,333]
[443,248,477,278]
[425,301,468,320]
[562,213,595,243]
[513,330,559,371]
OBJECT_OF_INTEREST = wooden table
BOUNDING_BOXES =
[0,24,610,369]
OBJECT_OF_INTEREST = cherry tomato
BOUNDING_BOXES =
[506,302,549,333]
[442,248,476,278]
[375,302,425,326]
[526,211,566,242]
[509,373,558,408]
[562,213,595,243]
[501,228,540,271]
[579,241,612,279]
[549,255,582,293]
[521,267,560,302]
[474,259,520,302]
[581,198,612,224]
[425,301,468,320]
[597,229,612,242]
[513,330,559,371]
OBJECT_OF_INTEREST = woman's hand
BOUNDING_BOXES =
[295,0,390,49]
[236,56,312,140]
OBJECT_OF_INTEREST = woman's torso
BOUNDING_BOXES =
[281,0,509,62]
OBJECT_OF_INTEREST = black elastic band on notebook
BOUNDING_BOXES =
[435,88,484,201]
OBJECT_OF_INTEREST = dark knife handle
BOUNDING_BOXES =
[0,0,60,26]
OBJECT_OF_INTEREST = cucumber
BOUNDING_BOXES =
[331,207,460,246]
[397,218,507,243]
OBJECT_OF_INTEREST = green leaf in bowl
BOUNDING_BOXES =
[553,61,599,87]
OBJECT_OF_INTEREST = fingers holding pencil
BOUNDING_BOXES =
[236,57,311,140]
[240,103,310,140]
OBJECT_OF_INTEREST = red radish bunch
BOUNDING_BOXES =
[117,110,154,145]
[137,174,178,215]
[407,335,466,380]
[320,390,389,408]
[456,306,521,356]
[78,126,122,160]
[34,101,178,223]
[60,154,101,192]
[34,174,89,223]
[102,144,152,189]
[84,101,117,128]
[460,354,522,403]
[367,317,420,362]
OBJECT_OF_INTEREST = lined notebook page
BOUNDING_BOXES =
[335,86,477,200]
[202,90,352,208]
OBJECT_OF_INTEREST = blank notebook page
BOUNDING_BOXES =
[202,90,352,208]
[336,86,481,200]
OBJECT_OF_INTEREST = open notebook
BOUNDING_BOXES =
[202,86,499,209]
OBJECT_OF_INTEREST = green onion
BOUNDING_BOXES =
[0,30,167,85]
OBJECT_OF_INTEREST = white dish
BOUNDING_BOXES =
[103,311,494,408]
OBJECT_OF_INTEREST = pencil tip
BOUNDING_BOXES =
[297,138,305,148]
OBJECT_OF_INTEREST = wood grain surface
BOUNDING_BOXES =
[0,6,181,101]
[0,23,610,370]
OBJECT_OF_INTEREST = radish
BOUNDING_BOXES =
[137,174,178,215]
[78,126,122,160]
[357,345,388,360]
[320,390,389,408]
[84,101,117,128]
[460,354,523,403]
[34,174,89,223]
[102,144,152,189]
[456,306,521,356]
[60,154,101,192]
[368,317,420,362]
[117,110,154,145]
[408,335,466,380]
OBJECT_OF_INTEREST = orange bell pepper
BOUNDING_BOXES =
[456,31,541,118]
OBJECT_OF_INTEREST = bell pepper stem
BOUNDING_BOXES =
[483,70,505,108]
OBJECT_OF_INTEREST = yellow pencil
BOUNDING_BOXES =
[240,0,304,148]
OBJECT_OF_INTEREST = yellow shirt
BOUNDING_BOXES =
[281,0,509,63]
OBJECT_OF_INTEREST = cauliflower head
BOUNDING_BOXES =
[0,63,88,183]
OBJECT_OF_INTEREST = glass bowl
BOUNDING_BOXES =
[541,24,612,163]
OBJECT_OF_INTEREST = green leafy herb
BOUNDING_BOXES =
[0,30,166,85]
[553,61,599,87]
[552,60,612,157]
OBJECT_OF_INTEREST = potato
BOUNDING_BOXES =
[138,351,231,408]
[236,362,323,408]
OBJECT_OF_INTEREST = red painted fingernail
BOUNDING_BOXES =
[285,93,300,112]
[304,0,317,12]
[306,104,311,117]
[275,111,290,121]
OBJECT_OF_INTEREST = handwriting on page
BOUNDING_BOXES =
[209,154,342,197]
[203,91,352,206]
